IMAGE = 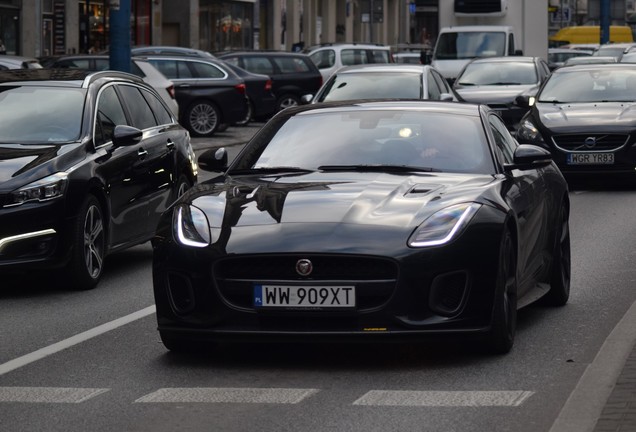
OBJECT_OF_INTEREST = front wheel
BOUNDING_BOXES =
[543,201,571,306]
[277,94,300,111]
[67,195,106,290]
[485,227,517,354]
[184,101,220,137]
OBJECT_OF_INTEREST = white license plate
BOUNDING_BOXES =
[567,153,614,165]
[254,285,355,308]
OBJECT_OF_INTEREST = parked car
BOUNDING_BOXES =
[217,51,323,111]
[143,56,248,137]
[563,55,617,66]
[304,64,458,103]
[305,42,393,80]
[152,100,570,355]
[222,61,277,124]
[548,48,593,70]
[42,54,179,117]
[592,43,636,60]
[0,55,43,70]
[516,63,636,178]
[0,69,197,290]
[453,56,551,131]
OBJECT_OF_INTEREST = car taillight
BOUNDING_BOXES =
[265,79,272,91]
[167,84,176,99]
[235,83,246,94]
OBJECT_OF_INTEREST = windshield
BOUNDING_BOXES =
[434,31,506,60]
[457,61,538,85]
[538,68,636,103]
[318,72,423,102]
[233,109,494,174]
[0,86,85,143]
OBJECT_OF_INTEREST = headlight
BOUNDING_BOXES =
[173,204,211,247]
[408,203,481,247]
[516,119,545,145]
[6,172,69,207]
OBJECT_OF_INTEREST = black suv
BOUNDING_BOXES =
[217,51,323,111]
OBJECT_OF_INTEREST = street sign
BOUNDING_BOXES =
[550,7,571,24]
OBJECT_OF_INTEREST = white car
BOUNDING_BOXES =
[306,43,393,81]
[0,55,43,70]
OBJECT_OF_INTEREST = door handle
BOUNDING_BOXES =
[137,148,148,157]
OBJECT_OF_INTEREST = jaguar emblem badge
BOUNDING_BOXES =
[296,259,313,276]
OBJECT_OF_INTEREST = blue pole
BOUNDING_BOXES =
[109,0,131,73]
[600,0,610,44]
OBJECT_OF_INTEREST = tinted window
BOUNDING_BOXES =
[190,61,226,79]
[141,88,173,125]
[489,114,516,163]
[310,49,335,68]
[341,49,369,66]
[243,57,274,75]
[56,59,91,69]
[95,85,128,146]
[149,59,177,78]
[118,85,157,130]
[318,72,422,102]
[273,56,310,73]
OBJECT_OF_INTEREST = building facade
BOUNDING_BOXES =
[5,0,564,58]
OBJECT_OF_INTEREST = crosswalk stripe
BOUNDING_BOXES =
[353,390,534,407]
[135,388,319,404]
[0,387,109,403]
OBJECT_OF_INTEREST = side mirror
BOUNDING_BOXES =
[514,94,532,108]
[198,147,228,172]
[300,94,314,104]
[504,144,552,171]
[440,93,454,101]
[112,125,143,147]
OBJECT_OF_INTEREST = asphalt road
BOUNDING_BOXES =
[1,124,636,431]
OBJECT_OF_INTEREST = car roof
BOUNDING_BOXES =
[217,51,310,58]
[0,68,144,88]
[333,64,434,74]
[468,56,539,64]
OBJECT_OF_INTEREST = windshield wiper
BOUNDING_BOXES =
[457,82,476,86]
[318,164,441,173]
[229,166,314,175]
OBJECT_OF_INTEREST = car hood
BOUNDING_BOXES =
[188,171,498,230]
[456,84,537,103]
[0,142,83,189]
[535,102,636,129]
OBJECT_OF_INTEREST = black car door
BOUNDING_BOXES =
[489,114,548,298]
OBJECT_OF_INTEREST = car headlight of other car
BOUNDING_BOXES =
[174,204,211,248]
[6,172,69,207]
[516,119,546,145]
[408,203,481,247]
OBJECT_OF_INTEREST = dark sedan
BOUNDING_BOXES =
[222,61,277,124]
[453,56,551,131]
[516,63,636,178]
[144,56,248,137]
[152,100,570,355]
[0,69,197,290]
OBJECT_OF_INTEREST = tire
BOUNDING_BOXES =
[234,99,253,126]
[543,201,571,306]
[485,227,518,354]
[277,94,300,111]
[184,100,220,137]
[175,174,191,200]
[67,195,106,290]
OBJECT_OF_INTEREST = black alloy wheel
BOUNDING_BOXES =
[485,227,518,354]
[68,195,105,290]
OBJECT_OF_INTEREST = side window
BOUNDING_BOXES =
[94,59,109,70]
[118,85,158,130]
[432,70,451,94]
[190,61,226,79]
[274,57,310,73]
[149,60,177,79]
[244,57,274,75]
[371,49,390,63]
[508,34,515,55]
[141,88,173,125]
[489,114,516,164]
[427,71,442,100]
[176,60,194,78]
[310,49,335,68]
[56,59,90,69]
[95,85,128,146]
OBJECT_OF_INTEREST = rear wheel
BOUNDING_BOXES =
[68,195,105,290]
[543,201,571,306]
[184,101,220,137]
[485,227,517,354]
[235,99,253,126]
[277,94,300,111]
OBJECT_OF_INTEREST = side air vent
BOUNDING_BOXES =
[454,0,507,16]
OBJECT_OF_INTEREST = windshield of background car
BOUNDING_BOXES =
[457,61,538,85]
[0,86,85,143]
[538,68,636,103]
[236,109,494,174]
[434,32,506,60]
[317,72,423,101]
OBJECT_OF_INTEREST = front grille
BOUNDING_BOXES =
[552,134,629,152]
[214,254,398,311]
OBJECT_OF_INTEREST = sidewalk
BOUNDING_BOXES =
[550,299,636,432]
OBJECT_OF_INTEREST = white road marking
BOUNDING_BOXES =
[135,388,319,404]
[0,387,109,403]
[0,305,156,377]
[353,390,534,407]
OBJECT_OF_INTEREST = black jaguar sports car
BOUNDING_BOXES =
[152,100,571,354]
